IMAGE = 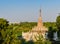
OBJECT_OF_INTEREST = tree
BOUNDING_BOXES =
[56,15,60,39]
[0,18,9,30]
[34,34,51,44]
[2,26,21,44]
[47,26,54,41]
[0,18,9,44]
[56,15,60,30]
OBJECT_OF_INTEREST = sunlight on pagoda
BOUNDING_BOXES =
[22,8,48,42]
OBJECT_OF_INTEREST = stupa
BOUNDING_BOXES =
[22,9,48,42]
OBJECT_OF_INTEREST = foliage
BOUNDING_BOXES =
[0,18,9,30]
[56,15,60,39]
[47,26,54,41]
[34,34,51,44]
[0,18,9,44]
[0,17,59,44]
[56,15,60,29]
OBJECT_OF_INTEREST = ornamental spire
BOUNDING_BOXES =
[37,8,43,27]
[40,8,41,17]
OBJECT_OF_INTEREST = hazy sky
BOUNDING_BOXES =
[0,0,60,23]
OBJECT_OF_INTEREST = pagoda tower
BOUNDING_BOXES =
[37,9,43,27]
[32,8,48,32]
[22,8,48,42]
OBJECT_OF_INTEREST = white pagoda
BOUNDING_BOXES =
[22,9,48,42]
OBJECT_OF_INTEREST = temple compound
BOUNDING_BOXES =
[22,9,48,42]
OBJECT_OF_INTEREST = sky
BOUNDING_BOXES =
[0,0,60,23]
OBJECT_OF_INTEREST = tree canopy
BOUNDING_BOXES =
[56,15,60,30]
[0,18,9,30]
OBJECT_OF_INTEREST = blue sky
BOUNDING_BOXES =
[0,0,60,23]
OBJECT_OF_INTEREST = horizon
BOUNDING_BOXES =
[0,0,60,23]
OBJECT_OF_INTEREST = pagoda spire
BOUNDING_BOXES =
[40,8,42,17]
[37,8,43,27]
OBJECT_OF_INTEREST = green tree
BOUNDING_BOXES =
[34,34,51,44]
[0,18,9,44]
[2,26,21,44]
[47,27,54,41]
[56,15,60,39]
[0,18,9,30]
[56,15,60,30]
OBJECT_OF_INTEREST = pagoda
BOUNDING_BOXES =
[22,9,48,41]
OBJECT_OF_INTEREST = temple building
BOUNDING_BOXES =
[22,9,48,42]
